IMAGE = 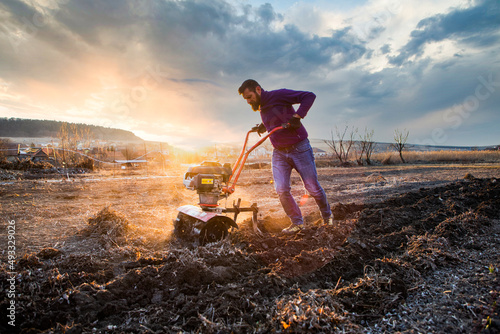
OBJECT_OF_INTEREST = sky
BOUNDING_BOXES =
[0,0,499,150]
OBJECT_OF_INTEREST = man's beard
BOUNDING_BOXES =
[251,93,261,111]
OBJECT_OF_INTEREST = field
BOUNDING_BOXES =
[1,162,499,333]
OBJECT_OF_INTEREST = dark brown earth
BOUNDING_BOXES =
[0,165,499,333]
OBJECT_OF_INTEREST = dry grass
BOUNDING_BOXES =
[372,150,500,165]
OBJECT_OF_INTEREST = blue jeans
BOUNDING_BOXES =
[272,139,331,225]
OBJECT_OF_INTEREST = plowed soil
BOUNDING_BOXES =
[0,164,499,333]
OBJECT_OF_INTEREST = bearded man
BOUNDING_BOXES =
[238,79,333,233]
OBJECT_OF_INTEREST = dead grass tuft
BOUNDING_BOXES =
[85,206,130,246]
[365,173,387,183]
[332,263,409,319]
[274,288,347,332]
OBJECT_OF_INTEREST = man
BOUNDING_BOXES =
[238,79,333,234]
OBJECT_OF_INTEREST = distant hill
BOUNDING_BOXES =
[0,118,143,142]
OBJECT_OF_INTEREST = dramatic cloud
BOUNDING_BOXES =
[390,0,500,65]
[0,0,498,148]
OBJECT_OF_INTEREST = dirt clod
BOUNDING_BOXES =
[37,247,63,259]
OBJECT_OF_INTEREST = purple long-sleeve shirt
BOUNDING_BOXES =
[259,88,316,149]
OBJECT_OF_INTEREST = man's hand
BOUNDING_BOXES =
[251,123,267,136]
[284,115,301,129]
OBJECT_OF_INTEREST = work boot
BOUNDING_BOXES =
[325,216,334,226]
[282,223,303,234]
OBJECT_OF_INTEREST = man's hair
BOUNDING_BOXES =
[238,79,261,95]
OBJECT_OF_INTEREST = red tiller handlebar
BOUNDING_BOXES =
[222,126,283,194]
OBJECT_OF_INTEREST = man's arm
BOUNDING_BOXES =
[279,89,316,118]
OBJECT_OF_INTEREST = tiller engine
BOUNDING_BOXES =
[174,126,283,245]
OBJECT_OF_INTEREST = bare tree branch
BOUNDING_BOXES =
[391,128,409,163]
[356,127,376,165]
[323,125,357,165]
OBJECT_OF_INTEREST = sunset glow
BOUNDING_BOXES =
[0,0,498,148]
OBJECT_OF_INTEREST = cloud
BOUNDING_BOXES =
[0,0,499,149]
[137,0,368,79]
[0,0,368,121]
[256,2,282,25]
[0,0,371,81]
[389,0,500,65]
[380,44,391,54]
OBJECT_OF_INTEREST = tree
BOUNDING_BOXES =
[324,124,357,165]
[0,138,11,158]
[58,122,86,167]
[122,144,139,160]
[356,128,376,165]
[392,128,409,163]
[58,122,69,167]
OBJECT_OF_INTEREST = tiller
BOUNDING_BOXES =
[174,126,283,245]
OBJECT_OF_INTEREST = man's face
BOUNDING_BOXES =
[242,87,261,111]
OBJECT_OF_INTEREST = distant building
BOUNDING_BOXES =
[1,144,57,163]
[31,148,55,163]
[2,143,30,162]
[113,159,148,168]
[313,147,327,158]
[484,145,500,151]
